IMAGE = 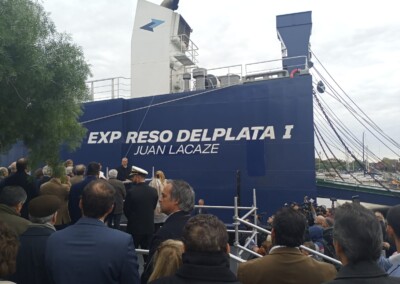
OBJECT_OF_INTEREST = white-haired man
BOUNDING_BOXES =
[106,169,126,230]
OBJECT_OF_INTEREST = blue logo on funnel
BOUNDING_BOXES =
[140,19,165,32]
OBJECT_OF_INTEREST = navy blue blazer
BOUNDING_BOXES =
[45,217,140,284]
[68,176,97,224]
[15,225,55,284]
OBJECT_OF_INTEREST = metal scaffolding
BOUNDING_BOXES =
[195,188,342,266]
[135,188,342,266]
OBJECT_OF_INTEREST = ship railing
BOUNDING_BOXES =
[84,56,310,100]
[244,55,309,82]
[170,64,242,93]
[206,64,243,88]
[86,77,131,101]
[171,34,199,65]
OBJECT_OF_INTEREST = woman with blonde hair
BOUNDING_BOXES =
[148,239,184,282]
[155,170,166,185]
[149,178,167,232]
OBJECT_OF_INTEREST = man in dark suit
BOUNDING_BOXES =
[45,179,140,284]
[0,158,36,219]
[141,179,195,284]
[15,195,61,284]
[325,203,399,284]
[116,157,130,181]
[68,162,99,224]
[194,198,208,215]
[237,207,337,284]
[123,166,158,260]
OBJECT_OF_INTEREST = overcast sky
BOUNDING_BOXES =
[41,0,399,159]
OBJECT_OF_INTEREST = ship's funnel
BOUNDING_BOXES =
[131,0,195,98]
[160,0,179,10]
[276,11,312,73]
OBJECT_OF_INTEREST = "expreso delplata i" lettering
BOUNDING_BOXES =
[87,125,294,144]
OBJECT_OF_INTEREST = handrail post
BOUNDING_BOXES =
[111,78,115,99]
[117,77,120,98]
[253,188,258,246]
[234,196,240,257]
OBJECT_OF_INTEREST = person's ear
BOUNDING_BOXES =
[52,212,58,224]
[333,239,347,264]
[106,203,114,215]
[387,224,394,237]
[16,202,23,214]
[226,243,231,254]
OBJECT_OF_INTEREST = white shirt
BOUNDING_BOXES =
[388,252,400,277]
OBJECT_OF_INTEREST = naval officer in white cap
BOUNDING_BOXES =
[123,165,158,264]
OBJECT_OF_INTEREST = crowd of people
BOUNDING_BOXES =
[1,157,400,284]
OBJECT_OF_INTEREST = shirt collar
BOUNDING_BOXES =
[269,245,300,253]
[28,223,56,231]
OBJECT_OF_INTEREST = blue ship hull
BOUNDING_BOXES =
[65,75,315,219]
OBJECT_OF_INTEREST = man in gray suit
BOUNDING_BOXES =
[106,169,126,230]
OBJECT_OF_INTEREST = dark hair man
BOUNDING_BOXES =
[382,205,400,278]
[46,180,140,284]
[0,186,31,235]
[238,207,336,284]
[0,158,36,219]
[325,202,399,283]
[141,179,195,284]
[149,214,240,283]
[68,161,100,224]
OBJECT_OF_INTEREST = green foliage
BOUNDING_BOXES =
[0,0,91,167]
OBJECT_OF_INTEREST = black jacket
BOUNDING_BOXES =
[323,260,400,284]
[141,210,191,284]
[116,165,130,181]
[15,224,56,284]
[149,251,241,284]
[68,175,98,224]
[0,171,36,218]
[123,182,158,235]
